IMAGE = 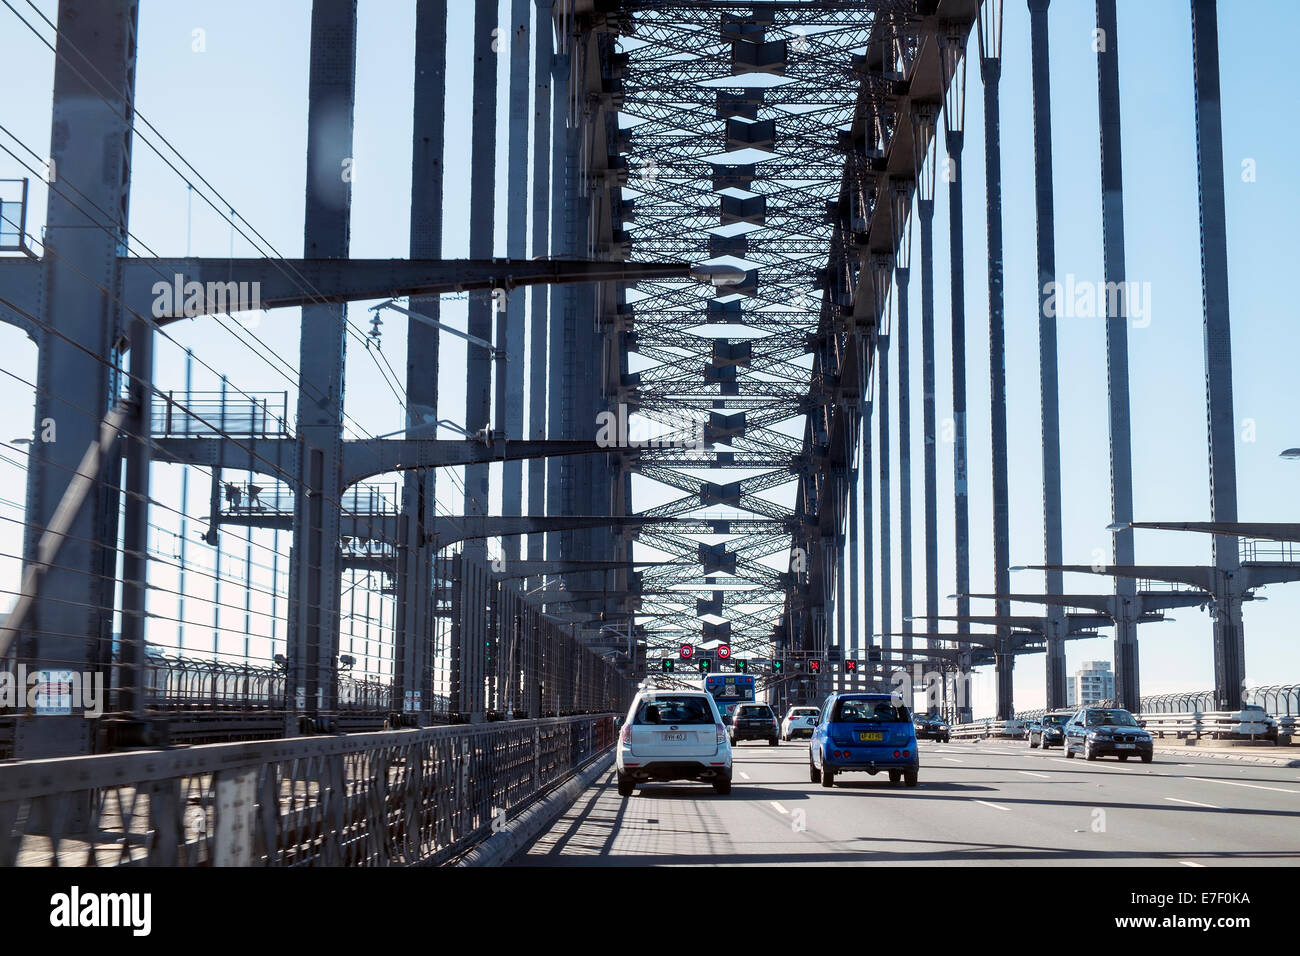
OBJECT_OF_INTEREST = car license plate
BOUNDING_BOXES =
[1116,743,1135,749]
[661,732,687,742]
[857,732,883,742]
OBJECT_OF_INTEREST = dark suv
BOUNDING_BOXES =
[1028,711,1073,749]
[913,713,951,743]
[730,703,780,746]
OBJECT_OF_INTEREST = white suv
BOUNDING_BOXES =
[616,690,733,796]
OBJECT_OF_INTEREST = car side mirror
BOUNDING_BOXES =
[1138,720,1146,728]
[614,716,625,730]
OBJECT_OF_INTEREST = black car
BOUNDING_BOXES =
[730,702,780,746]
[1063,707,1154,762]
[913,713,951,743]
[1028,711,1073,749]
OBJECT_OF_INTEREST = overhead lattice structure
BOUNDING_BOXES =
[591,1,909,669]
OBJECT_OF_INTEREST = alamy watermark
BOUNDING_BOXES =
[151,273,262,319]
[1041,274,1151,328]
[0,665,104,718]
[596,404,708,451]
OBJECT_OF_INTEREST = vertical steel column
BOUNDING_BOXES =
[1191,0,1244,709]
[289,0,357,721]
[1029,0,1067,709]
[1096,0,1140,711]
[397,0,447,723]
[978,3,1014,720]
[465,0,499,530]
[862,395,874,679]
[17,0,138,758]
[527,1,554,586]
[940,32,972,719]
[502,0,531,564]
[546,41,572,564]
[119,302,152,718]
[876,281,892,665]
[848,435,859,687]
[911,105,940,682]
[891,185,914,666]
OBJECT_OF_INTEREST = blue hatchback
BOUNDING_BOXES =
[809,693,919,788]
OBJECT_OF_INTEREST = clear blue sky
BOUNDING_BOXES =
[0,1,1296,713]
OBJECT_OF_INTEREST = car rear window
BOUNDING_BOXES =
[635,696,715,725]
[739,706,773,718]
[834,699,910,722]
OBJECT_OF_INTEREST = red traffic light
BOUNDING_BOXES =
[809,658,822,673]
[717,644,731,660]
[679,644,695,659]
[845,659,857,672]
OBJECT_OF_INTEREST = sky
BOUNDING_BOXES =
[0,0,1297,715]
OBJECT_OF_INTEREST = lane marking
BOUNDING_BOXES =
[1165,797,1220,809]
[1187,777,1300,795]
[1049,759,1076,766]
[1179,861,1207,868]
[1017,770,1050,779]
[943,757,963,763]
[972,799,1011,811]
[739,771,751,780]
[770,801,789,815]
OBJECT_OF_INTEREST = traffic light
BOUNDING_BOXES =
[734,659,747,673]
[698,658,712,673]
[868,647,882,663]
[809,658,822,674]
[773,659,784,673]
[662,659,675,673]
[845,659,857,673]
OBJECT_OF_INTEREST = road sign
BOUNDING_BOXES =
[679,644,694,659]
[717,644,731,660]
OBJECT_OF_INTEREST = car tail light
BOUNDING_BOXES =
[621,725,631,746]
[893,750,900,758]
[903,749,910,757]
[716,723,726,744]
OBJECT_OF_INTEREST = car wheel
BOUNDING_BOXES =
[1085,741,1098,761]
[729,737,736,747]
[1029,736,1038,749]
[809,756,821,783]
[820,765,835,788]
[889,769,902,784]
[1064,741,1075,758]
[617,773,635,797]
[1118,754,1128,762]
[904,769,918,787]
[769,736,779,746]
[1140,753,1153,764]
[713,778,732,795]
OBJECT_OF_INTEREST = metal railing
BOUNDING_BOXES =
[152,390,290,439]
[0,714,614,866]
[953,711,1292,743]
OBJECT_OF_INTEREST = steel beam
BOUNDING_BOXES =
[1096,0,1140,711]
[1191,0,1244,710]
[287,0,357,720]
[17,0,139,758]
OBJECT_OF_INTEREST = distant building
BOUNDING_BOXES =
[1066,660,1115,709]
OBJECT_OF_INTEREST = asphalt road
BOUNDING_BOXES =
[515,739,1300,865]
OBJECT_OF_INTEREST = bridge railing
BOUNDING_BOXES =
[0,714,615,867]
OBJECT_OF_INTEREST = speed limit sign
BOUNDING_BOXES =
[679,644,695,659]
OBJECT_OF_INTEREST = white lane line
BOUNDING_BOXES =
[738,771,751,780]
[1188,777,1300,795]
[770,801,789,815]
[1179,861,1207,868]
[1017,770,1051,779]
[972,799,1011,811]
[1049,759,1076,766]
[943,757,963,763]
[1165,797,1220,809]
